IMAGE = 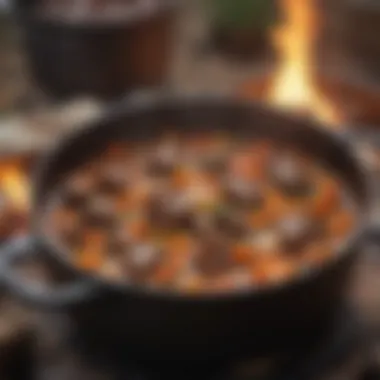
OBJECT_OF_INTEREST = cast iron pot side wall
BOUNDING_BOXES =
[68,250,357,361]
[17,7,176,100]
[5,96,372,361]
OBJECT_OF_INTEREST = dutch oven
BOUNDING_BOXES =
[0,94,376,362]
[12,0,178,100]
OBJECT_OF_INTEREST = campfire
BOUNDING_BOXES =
[240,0,346,127]
[268,0,341,126]
[0,159,30,240]
[0,0,378,240]
[0,162,30,212]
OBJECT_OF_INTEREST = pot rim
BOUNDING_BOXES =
[31,92,372,303]
[15,0,179,29]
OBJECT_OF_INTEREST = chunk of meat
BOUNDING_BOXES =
[214,207,249,239]
[224,177,264,209]
[147,191,196,231]
[108,224,133,254]
[54,209,82,247]
[270,153,313,197]
[146,141,178,177]
[194,234,234,277]
[153,234,194,286]
[124,243,163,282]
[277,213,323,253]
[198,142,229,175]
[201,153,227,174]
[98,163,130,194]
[83,196,117,228]
[128,216,149,240]
[61,171,94,208]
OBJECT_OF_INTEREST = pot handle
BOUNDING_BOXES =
[0,236,98,309]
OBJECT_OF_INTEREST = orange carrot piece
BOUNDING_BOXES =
[232,244,254,265]
[311,178,340,219]
[328,211,355,238]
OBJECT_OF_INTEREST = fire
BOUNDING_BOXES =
[0,161,29,212]
[269,0,340,126]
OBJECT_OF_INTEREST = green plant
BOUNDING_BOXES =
[208,0,277,31]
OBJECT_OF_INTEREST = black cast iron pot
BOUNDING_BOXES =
[0,95,374,362]
[13,0,177,100]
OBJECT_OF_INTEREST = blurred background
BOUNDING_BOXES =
[0,1,379,379]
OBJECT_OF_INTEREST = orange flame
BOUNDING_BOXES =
[269,0,340,126]
[0,162,29,212]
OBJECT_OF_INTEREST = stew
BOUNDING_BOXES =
[45,133,356,293]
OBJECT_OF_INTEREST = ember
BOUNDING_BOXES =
[0,162,29,212]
